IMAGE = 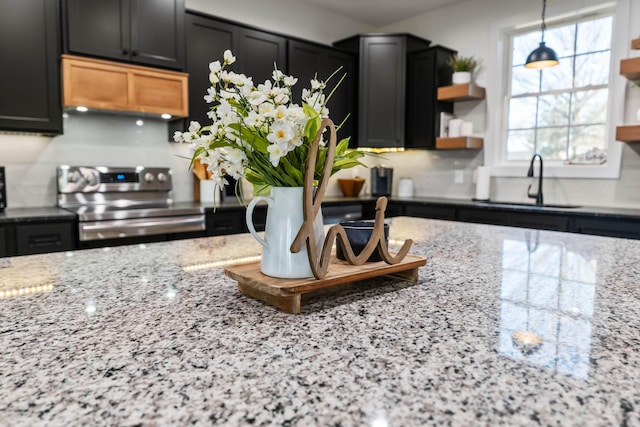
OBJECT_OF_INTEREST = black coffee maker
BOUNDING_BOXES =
[370,166,393,197]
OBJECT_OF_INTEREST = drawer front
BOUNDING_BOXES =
[405,204,456,220]
[207,211,245,236]
[458,209,568,231]
[573,217,640,240]
[16,223,75,255]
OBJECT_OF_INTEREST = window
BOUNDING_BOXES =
[505,14,613,163]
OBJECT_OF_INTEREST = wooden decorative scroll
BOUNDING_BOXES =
[290,118,413,279]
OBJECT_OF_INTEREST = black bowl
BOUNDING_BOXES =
[336,220,389,262]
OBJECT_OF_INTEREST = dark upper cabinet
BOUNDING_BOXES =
[183,13,286,126]
[63,0,185,70]
[288,40,357,146]
[236,28,287,85]
[184,13,237,126]
[406,45,456,149]
[334,34,431,149]
[0,0,62,134]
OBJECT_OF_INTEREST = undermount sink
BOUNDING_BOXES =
[477,200,583,209]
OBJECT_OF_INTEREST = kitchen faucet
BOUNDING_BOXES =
[527,153,543,206]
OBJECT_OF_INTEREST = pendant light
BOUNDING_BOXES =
[525,0,559,69]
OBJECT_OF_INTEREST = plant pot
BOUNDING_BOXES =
[452,71,471,85]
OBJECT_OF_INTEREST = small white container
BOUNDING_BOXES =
[448,119,463,137]
[397,178,414,198]
[461,121,473,136]
[200,180,220,204]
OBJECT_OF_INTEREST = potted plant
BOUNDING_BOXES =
[448,54,481,85]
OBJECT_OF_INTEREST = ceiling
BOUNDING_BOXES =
[295,0,466,27]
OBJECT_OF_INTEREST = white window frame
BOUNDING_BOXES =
[485,0,630,179]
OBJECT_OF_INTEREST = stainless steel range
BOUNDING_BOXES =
[57,166,205,242]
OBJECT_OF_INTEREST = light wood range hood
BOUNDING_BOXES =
[61,54,188,118]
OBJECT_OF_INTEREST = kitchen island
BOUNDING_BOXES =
[1,217,639,425]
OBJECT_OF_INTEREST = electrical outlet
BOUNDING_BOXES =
[454,169,464,184]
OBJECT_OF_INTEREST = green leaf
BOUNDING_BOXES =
[228,123,269,152]
[302,103,321,142]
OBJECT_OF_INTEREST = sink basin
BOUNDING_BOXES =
[477,201,582,209]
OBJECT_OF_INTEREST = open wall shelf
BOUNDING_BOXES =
[620,57,640,81]
[616,125,640,143]
[437,84,486,102]
[436,137,483,150]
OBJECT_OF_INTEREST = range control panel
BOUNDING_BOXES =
[0,167,5,211]
[57,166,172,193]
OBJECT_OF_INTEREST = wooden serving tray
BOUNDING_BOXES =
[224,254,427,314]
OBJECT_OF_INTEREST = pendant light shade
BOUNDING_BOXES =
[525,42,559,69]
[525,0,559,69]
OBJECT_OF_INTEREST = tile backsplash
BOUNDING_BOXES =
[0,111,193,208]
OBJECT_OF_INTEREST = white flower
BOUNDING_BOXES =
[273,105,289,120]
[247,90,268,106]
[310,79,325,90]
[223,50,236,65]
[283,75,298,87]
[188,121,201,133]
[209,72,219,84]
[257,80,272,95]
[209,60,222,73]
[267,121,294,146]
[204,86,216,103]
[244,111,263,128]
[173,131,184,142]
[259,102,275,117]
[267,142,288,167]
[272,69,284,82]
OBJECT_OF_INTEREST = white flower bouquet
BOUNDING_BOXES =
[173,50,365,198]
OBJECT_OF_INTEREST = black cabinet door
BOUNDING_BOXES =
[184,13,238,126]
[64,0,185,70]
[0,0,62,134]
[130,0,185,69]
[572,217,640,239]
[359,36,406,148]
[288,40,357,146]
[65,0,129,62]
[458,208,569,232]
[406,46,455,149]
[184,14,286,126]
[405,204,456,220]
[236,27,286,85]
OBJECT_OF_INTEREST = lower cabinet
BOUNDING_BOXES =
[15,222,76,255]
[207,206,266,236]
[457,208,569,232]
[0,227,7,257]
[571,217,640,240]
[405,204,456,220]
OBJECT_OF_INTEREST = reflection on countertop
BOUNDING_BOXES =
[1,217,639,425]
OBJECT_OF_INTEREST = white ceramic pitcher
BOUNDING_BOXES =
[246,187,324,278]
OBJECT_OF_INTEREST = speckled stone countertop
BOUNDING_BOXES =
[1,217,639,425]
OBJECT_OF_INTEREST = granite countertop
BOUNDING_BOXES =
[0,207,77,224]
[1,217,639,425]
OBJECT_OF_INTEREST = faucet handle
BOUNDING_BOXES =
[527,183,537,200]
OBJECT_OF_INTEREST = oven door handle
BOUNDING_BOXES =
[79,215,205,241]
